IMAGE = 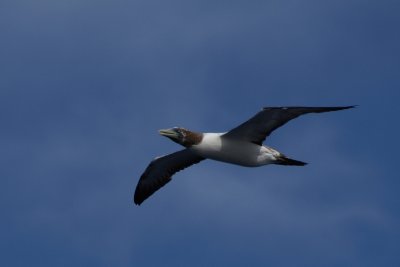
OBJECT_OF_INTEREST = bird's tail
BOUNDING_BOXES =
[275,155,307,166]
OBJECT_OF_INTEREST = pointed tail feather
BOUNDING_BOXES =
[276,156,307,166]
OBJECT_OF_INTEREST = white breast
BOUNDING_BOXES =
[190,133,275,167]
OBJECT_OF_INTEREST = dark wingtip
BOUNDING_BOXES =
[133,192,145,206]
[340,105,357,109]
[262,105,357,111]
[134,195,146,206]
[325,105,357,112]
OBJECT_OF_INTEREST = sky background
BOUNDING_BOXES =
[1,0,400,266]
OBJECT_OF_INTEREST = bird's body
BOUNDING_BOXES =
[134,106,355,205]
[190,133,279,167]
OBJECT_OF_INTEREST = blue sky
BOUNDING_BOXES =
[1,0,399,266]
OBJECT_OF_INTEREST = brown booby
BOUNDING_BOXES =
[134,106,354,205]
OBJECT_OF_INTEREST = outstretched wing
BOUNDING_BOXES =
[134,149,205,205]
[223,106,355,145]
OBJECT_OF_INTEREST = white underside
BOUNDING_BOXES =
[189,133,280,167]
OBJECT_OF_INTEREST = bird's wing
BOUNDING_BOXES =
[223,106,355,145]
[134,149,205,205]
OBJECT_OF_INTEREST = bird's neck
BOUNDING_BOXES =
[181,130,204,147]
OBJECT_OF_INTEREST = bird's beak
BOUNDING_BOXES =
[159,128,179,138]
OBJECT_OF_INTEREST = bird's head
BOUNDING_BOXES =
[159,127,203,147]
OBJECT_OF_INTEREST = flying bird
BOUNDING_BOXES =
[134,106,354,205]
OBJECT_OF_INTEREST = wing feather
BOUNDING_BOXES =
[223,106,355,145]
[134,149,204,205]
